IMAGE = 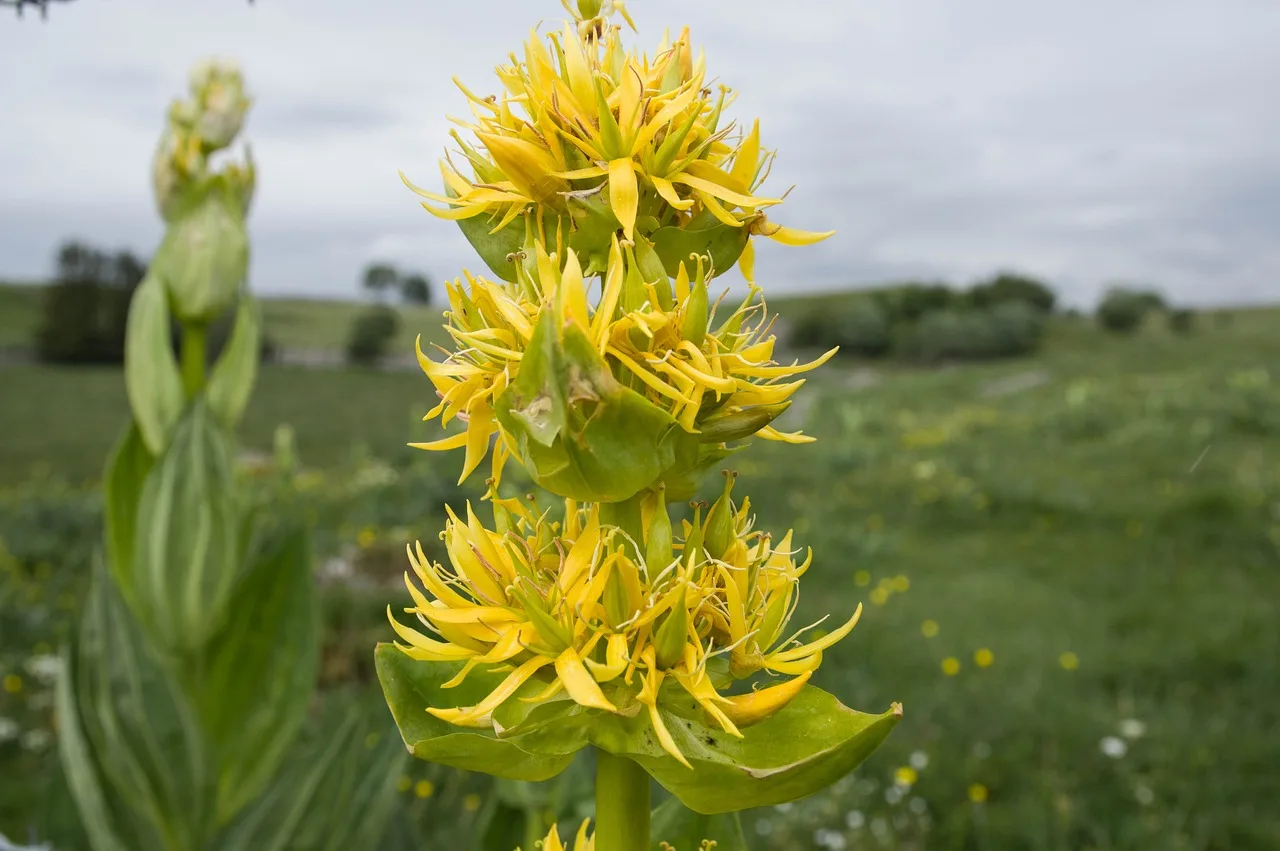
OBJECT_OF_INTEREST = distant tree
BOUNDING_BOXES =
[36,240,147,364]
[1096,287,1164,334]
[362,263,400,301]
[346,304,401,366]
[400,273,432,305]
[969,272,1057,313]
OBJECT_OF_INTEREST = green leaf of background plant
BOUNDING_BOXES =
[102,423,154,610]
[218,699,409,851]
[70,561,215,849]
[650,796,748,851]
[206,293,261,431]
[124,273,183,454]
[194,524,319,824]
[132,401,239,654]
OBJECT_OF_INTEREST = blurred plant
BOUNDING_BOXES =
[34,242,146,365]
[346,304,401,367]
[1096,286,1165,334]
[55,60,405,851]
[378,3,900,850]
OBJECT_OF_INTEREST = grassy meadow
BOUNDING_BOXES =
[1,290,1278,848]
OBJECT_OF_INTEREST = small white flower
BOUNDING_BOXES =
[909,750,929,770]
[813,829,846,851]
[973,741,992,759]
[20,729,51,752]
[0,717,18,743]
[1134,784,1154,805]
[870,817,889,838]
[773,802,793,814]
[845,810,865,830]
[909,797,928,815]
[23,655,62,684]
[754,819,774,837]
[1100,736,1128,758]
[1118,718,1147,740]
[884,786,903,805]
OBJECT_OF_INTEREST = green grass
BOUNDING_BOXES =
[0,281,450,354]
[2,295,1278,848]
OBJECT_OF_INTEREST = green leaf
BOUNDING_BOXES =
[194,524,319,824]
[650,796,748,851]
[132,401,238,653]
[72,561,216,849]
[375,644,577,781]
[124,273,184,454]
[494,310,690,503]
[456,208,525,284]
[378,646,901,815]
[102,423,154,607]
[55,643,134,851]
[206,294,261,430]
[651,210,750,280]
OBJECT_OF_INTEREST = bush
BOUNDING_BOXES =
[34,242,145,364]
[1097,287,1164,334]
[903,300,1046,363]
[346,305,401,366]
[1167,308,1195,335]
[969,272,1056,313]
[871,282,958,323]
[788,299,892,358]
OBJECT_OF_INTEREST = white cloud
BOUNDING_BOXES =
[1,0,1278,307]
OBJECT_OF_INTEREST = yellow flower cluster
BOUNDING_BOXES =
[412,237,835,487]
[388,475,860,767]
[403,4,827,257]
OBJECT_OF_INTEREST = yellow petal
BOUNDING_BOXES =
[608,158,639,239]
[769,605,863,663]
[554,647,618,712]
[459,403,495,485]
[721,672,811,727]
[408,432,469,452]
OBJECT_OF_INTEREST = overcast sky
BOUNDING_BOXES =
[2,0,1278,308]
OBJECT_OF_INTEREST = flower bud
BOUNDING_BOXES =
[187,58,251,152]
[152,179,250,324]
[702,471,737,561]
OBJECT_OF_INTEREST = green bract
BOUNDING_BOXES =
[377,645,901,815]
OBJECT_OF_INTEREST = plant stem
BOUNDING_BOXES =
[180,323,207,398]
[595,749,650,851]
[523,806,543,851]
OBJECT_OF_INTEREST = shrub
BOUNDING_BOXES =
[969,272,1056,313]
[903,300,1046,363]
[1097,287,1164,334]
[346,304,401,366]
[34,242,145,364]
[788,299,892,358]
[871,282,958,323]
[1167,308,1195,335]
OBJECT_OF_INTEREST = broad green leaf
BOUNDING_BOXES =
[378,646,901,814]
[102,423,154,607]
[132,401,238,653]
[152,180,250,324]
[650,210,750,281]
[124,273,183,454]
[206,294,261,430]
[55,643,133,851]
[73,562,215,849]
[221,699,406,851]
[376,644,577,781]
[194,524,319,824]
[650,796,748,851]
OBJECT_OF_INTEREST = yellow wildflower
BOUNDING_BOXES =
[388,476,861,767]
[414,780,435,799]
[894,766,918,787]
[411,239,834,489]
[1059,651,1079,671]
[403,7,829,264]
[974,648,994,668]
[524,819,594,851]
[2,674,20,694]
[968,783,989,804]
[920,619,939,638]
[941,657,960,676]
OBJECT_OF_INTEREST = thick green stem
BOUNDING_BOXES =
[595,749,650,851]
[180,323,207,398]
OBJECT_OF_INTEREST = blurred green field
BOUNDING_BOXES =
[2,300,1278,848]
[0,281,449,354]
